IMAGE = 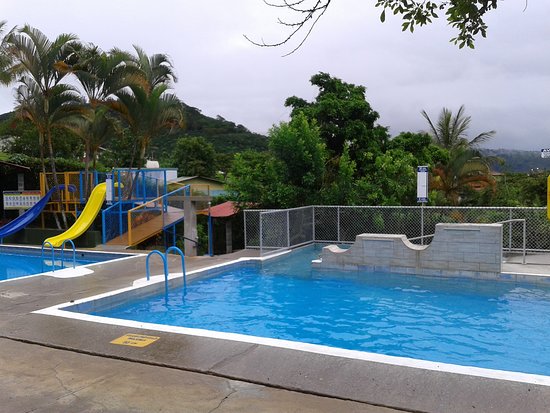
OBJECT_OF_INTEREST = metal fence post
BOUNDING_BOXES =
[243,211,248,249]
[337,206,341,243]
[421,204,425,245]
[523,219,526,264]
[508,209,525,251]
[259,212,263,256]
[312,206,316,242]
[286,210,290,248]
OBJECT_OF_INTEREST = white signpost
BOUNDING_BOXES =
[105,173,113,204]
[417,166,429,244]
[541,148,550,158]
[417,166,429,203]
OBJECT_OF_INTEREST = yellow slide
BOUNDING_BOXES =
[44,183,107,247]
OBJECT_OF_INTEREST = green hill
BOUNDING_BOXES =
[1,104,268,161]
[152,103,268,158]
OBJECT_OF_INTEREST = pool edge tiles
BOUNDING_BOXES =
[33,253,550,388]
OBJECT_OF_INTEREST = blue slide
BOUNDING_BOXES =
[0,185,76,240]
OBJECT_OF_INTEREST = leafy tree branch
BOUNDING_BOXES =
[247,0,501,54]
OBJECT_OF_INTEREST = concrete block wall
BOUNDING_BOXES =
[313,223,503,277]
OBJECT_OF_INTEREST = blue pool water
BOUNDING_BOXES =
[0,246,130,281]
[89,246,550,376]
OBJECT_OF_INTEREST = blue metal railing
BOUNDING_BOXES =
[146,250,169,292]
[101,201,137,244]
[41,238,76,272]
[145,246,186,291]
[166,246,186,289]
[41,241,55,272]
[60,239,76,269]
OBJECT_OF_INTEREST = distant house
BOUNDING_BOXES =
[168,176,227,197]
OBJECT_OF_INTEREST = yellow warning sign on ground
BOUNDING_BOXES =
[110,333,160,347]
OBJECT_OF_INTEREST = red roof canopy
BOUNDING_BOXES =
[198,201,238,218]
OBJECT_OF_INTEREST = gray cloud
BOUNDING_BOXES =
[0,0,548,150]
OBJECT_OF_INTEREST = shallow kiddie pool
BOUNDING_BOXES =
[42,245,550,380]
[0,245,135,281]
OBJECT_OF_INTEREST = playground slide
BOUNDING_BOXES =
[44,183,107,247]
[0,185,76,240]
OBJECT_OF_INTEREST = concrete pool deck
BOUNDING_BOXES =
[1,249,550,412]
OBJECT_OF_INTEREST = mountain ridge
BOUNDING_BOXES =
[482,148,549,173]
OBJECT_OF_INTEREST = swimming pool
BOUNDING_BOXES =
[65,245,550,377]
[0,245,134,281]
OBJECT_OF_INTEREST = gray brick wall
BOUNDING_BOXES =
[313,223,502,278]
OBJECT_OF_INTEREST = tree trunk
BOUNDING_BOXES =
[84,139,90,200]
[125,135,145,200]
[46,129,68,229]
[39,130,61,230]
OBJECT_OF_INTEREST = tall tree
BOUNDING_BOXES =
[227,150,285,208]
[431,146,495,205]
[112,82,183,166]
[60,45,140,196]
[0,21,16,85]
[268,113,327,205]
[171,136,217,177]
[131,45,177,91]
[387,131,448,167]
[286,72,388,176]
[421,105,496,205]
[61,45,139,106]
[8,25,83,226]
[227,114,327,208]
[285,72,388,156]
[421,105,495,150]
[110,46,183,168]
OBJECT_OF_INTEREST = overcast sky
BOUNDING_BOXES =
[0,1,548,150]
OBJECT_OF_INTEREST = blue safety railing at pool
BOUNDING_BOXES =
[145,246,186,292]
[41,239,76,272]
[101,201,138,244]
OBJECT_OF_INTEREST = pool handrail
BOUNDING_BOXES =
[145,250,168,282]
[146,247,186,294]
[41,241,55,273]
[495,218,526,264]
[60,239,76,269]
[41,239,77,272]
[166,246,186,289]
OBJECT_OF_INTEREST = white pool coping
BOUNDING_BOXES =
[34,251,550,388]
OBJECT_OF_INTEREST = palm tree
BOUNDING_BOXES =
[0,21,16,85]
[110,46,183,169]
[60,45,140,106]
[112,83,183,165]
[431,146,496,205]
[59,45,141,197]
[95,46,183,199]
[131,45,177,91]
[64,106,116,197]
[421,105,495,150]
[422,105,497,205]
[8,25,83,227]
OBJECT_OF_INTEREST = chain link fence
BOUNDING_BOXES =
[245,207,314,255]
[245,206,550,256]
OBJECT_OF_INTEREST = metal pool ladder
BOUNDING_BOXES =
[145,246,186,291]
[41,239,76,272]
